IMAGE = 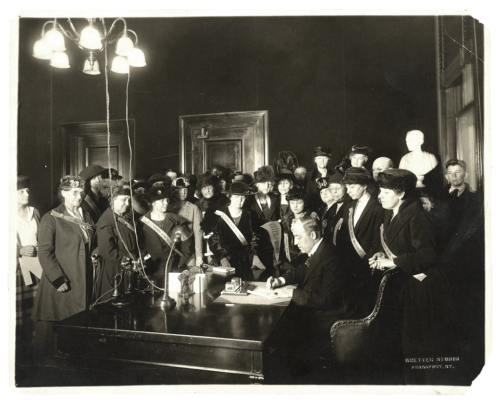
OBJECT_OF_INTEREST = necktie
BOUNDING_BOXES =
[450,189,459,198]
[305,257,311,267]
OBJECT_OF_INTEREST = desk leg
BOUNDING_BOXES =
[249,375,264,384]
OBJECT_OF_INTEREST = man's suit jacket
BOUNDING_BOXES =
[282,239,356,333]
[337,196,385,273]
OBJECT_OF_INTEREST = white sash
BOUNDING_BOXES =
[261,221,281,263]
[333,218,343,246]
[379,223,426,282]
[348,207,366,258]
[140,215,183,257]
[214,210,248,246]
[284,233,291,261]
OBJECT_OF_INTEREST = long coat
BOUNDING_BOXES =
[96,208,138,302]
[324,195,352,246]
[33,203,95,322]
[282,239,356,336]
[203,205,261,279]
[381,198,456,361]
[138,211,191,278]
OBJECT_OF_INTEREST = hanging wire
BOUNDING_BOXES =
[102,18,136,264]
[442,20,484,64]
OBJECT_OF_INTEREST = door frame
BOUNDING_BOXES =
[61,119,136,180]
[179,111,269,175]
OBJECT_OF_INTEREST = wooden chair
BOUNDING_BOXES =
[328,268,406,381]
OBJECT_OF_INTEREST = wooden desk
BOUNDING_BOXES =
[54,282,289,384]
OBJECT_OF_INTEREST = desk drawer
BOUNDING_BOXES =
[57,332,263,377]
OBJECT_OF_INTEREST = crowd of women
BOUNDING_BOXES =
[16,142,483,384]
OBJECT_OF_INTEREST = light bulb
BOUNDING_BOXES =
[33,37,53,60]
[44,27,66,52]
[49,51,70,68]
[116,35,134,57]
[79,25,102,50]
[110,55,129,74]
[127,48,146,67]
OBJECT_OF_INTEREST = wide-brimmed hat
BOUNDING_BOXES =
[314,147,331,158]
[253,165,275,184]
[146,186,171,203]
[17,175,30,190]
[377,169,417,193]
[223,181,256,196]
[78,165,109,181]
[342,167,373,186]
[59,175,85,191]
[131,178,148,191]
[147,174,172,188]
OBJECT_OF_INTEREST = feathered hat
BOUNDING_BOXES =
[146,186,171,204]
[59,175,85,190]
[253,165,276,184]
[313,147,332,158]
[275,169,295,184]
[99,178,130,202]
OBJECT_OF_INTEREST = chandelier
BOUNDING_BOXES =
[32,17,146,75]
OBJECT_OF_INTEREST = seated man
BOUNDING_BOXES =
[267,214,356,375]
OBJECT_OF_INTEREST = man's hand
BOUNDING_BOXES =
[57,283,69,293]
[220,258,231,267]
[20,245,36,257]
[266,276,283,290]
[195,256,204,267]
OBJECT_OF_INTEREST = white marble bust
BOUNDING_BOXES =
[399,130,437,188]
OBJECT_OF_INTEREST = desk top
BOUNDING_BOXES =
[55,286,289,351]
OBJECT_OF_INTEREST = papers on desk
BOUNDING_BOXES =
[247,286,294,299]
[212,267,235,274]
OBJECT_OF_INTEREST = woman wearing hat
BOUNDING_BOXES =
[325,173,352,245]
[33,175,95,362]
[369,169,456,384]
[334,145,372,176]
[305,147,336,212]
[130,178,149,217]
[202,182,263,280]
[95,179,139,303]
[275,188,312,272]
[168,177,204,267]
[16,176,41,363]
[276,170,295,221]
[195,174,229,215]
[248,165,279,225]
[316,177,338,240]
[139,186,193,281]
[336,167,384,313]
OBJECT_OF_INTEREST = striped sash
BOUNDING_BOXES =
[333,218,343,246]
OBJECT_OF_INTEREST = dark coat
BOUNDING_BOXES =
[81,190,108,224]
[325,195,352,245]
[96,208,138,302]
[282,239,356,335]
[337,196,385,273]
[138,211,191,277]
[246,192,280,225]
[277,209,309,270]
[33,203,95,321]
[305,166,336,212]
[204,205,261,279]
[381,197,456,358]
[195,193,229,215]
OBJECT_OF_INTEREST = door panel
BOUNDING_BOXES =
[62,120,135,181]
[180,111,268,176]
[205,140,242,172]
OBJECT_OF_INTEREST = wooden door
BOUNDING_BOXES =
[179,111,268,176]
[62,120,135,181]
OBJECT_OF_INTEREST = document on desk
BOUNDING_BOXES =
[214,282,296,306]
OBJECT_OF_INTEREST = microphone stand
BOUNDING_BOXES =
[155,231,181,309]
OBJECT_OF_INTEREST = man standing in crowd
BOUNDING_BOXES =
[293,166,307,190]
[371,157,394,181]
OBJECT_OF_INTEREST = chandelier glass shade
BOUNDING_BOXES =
[32,18,146,75]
